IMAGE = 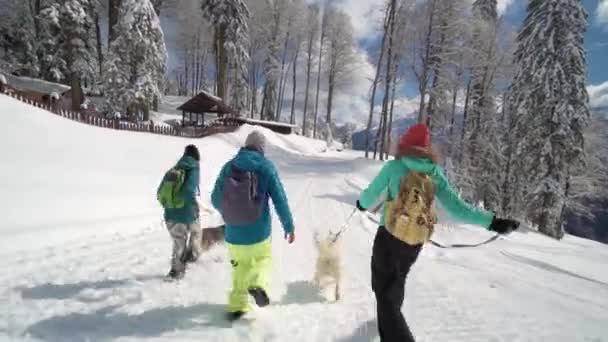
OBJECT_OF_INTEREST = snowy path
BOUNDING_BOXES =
[1,94,607,341]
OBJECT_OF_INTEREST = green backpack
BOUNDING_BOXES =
[157,167,187,209]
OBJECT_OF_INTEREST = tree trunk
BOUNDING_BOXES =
[94,12,103,78]
[373,113,385,160]
[290,45,300,125]
[33,0,41,40]
[458,79,472,164]
[385,61,399,159]
[326,70,334,126]
[250,58,258,118]
[184,48,189,96]
[216,25,228,100]
[379,0,397,161]
[109,0,122,44]
[302,33,315,136]
[259,87,267,118]
[195,34,200,94]
[365,4,390,158]
[71,76,82,111]
[313,22,326,139]
[276,31,291,121]
[417,0,436,124]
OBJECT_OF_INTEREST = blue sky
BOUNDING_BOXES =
[326,0,608,123]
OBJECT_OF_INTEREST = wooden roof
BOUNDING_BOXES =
[177,91,236,115]
[0,72,71,95]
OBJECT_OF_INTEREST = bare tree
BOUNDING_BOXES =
[312,6,328,138]
[365,4,390,158]
[325,8,355,129]
[301,4,320,136]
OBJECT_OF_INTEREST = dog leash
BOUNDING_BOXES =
[363,211,501,249]
[429,234,500,248]
[330,208,359,243]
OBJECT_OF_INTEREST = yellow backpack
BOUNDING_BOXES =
[384,171,438,245]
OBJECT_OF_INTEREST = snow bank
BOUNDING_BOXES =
[0,94,333,252]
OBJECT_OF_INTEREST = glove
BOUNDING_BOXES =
[356,200,366,212]
[488,217,520,234]
[285,232,295,244]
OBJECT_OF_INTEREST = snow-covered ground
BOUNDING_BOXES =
[1,93,607,342]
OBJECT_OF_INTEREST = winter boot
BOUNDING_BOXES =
[226,311,247,322]
[182,248,197,264]
[248,287,270,307]
[166,267,185,281]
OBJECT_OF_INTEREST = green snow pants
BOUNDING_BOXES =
[227,238,272,313]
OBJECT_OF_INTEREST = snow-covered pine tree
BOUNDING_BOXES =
[425,0,468,133]
[503,0,590,239]
[457,0,502,209]
[201,0,251,112]
[258,0,286,121]
[38,0,97,109]
[103,0,167,120]
[0,0,40,76]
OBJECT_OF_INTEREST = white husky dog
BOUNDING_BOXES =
[312,231,342,301]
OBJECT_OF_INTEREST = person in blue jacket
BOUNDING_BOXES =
[211,131,295,321]
[161,144,202,280]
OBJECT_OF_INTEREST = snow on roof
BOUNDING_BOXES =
[0,73,71,95]
[199,90,223,103]
[241,118,297,128]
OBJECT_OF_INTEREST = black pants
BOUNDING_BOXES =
[371,226,422,342]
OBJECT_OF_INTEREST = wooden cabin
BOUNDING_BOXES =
[177,91,297,136]
[0,72,73,110]
[177,91,237,127]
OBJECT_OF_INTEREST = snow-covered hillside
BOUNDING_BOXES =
[1,94,607,342]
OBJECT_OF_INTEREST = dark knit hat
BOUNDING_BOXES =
[184,144,200,161]
[399,123,431,148]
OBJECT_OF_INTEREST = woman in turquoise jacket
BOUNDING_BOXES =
[356,124,519,342]
[211,131,295,321]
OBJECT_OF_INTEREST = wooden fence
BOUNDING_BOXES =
[1,89,240,138]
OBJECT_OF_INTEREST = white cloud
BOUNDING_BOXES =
[597,0,608,28]
[497,0,514,15]
[332,0,515,41]
[332,0,385,40]
[588,81,608,109]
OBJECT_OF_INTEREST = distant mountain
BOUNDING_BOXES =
[351,116,418,151]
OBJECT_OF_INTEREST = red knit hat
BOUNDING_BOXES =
[399,123,431,148]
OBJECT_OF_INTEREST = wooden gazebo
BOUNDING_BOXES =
[177,91,237,127]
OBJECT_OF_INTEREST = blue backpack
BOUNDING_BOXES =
[220,164,264,225]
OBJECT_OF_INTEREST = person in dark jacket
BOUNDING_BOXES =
[211,131,295,321]
[161,145,202,280]
[356,123,520,341]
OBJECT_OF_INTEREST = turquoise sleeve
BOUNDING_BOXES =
[359,162,393,209]
[434,169,494,228]
[183,167,200,205]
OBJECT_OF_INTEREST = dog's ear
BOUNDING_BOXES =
[313,230,321,246]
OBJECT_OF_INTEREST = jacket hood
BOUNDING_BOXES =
[398,146,439,175]
[176,155,199,170]
[231,148,267,171]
